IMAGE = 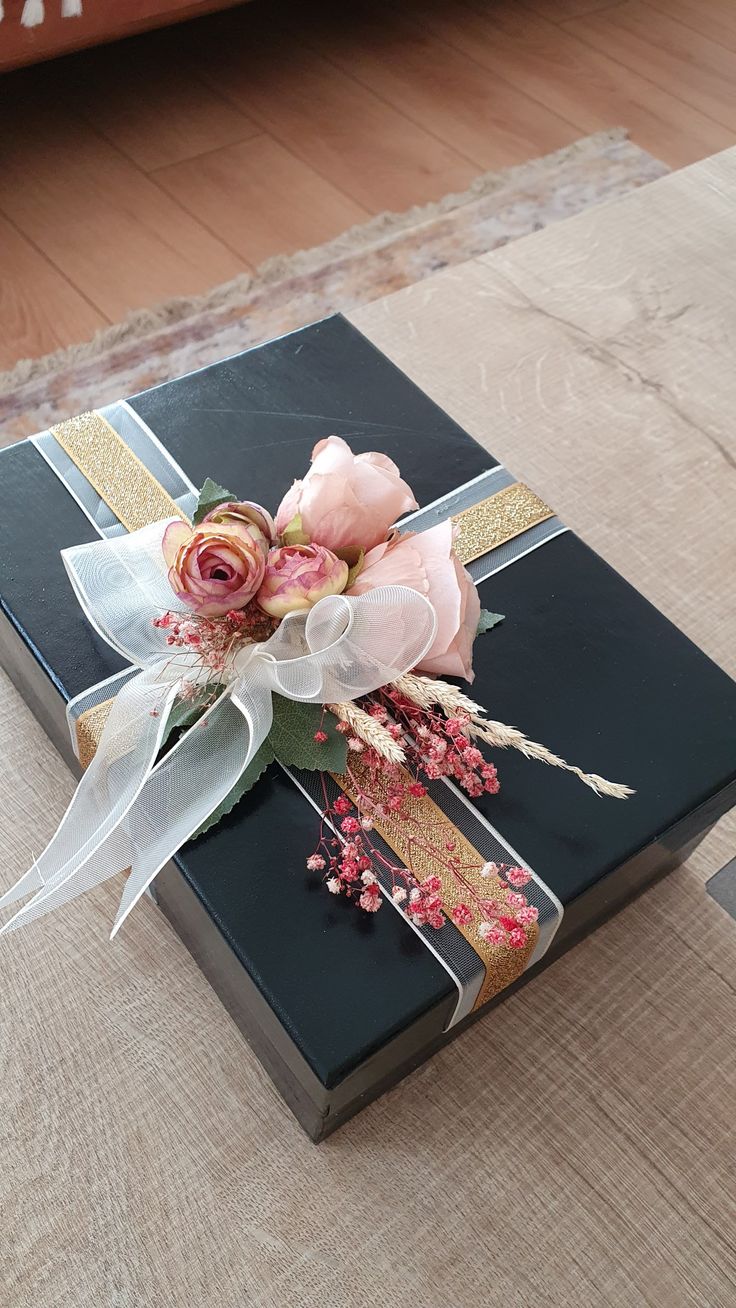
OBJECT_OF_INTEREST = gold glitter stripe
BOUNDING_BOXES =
[76,698,116,771]
[333,765,538,1009]
[51,411,189,534]
[57,409,189,768]
[452,481,554,565]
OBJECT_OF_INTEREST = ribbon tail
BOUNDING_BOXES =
[0,668,179,934]
[110,686,272,937]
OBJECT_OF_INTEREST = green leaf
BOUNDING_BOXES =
[269,695,347,772]
[191,740,275,840]
[160,684,225,748]
[193,477,236,525]
[191,696,347,839]
[281,512,310,546]
[476,609,505,635]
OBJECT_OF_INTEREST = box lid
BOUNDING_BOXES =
[1,315,735,1088]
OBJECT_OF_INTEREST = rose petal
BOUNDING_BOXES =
[162,519,191,569]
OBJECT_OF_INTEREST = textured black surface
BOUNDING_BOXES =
[0,438,127,700]
[1,314,735,1094]
[132,314,496,506]
[470,531,736,903]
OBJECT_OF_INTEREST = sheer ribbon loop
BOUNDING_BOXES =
[0,518,437,936]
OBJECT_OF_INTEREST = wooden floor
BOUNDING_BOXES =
[1,0,735,371]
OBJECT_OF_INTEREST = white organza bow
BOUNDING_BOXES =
[0,519,437,937]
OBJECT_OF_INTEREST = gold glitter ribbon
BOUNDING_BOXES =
[76,699,116,771]
[51,412,189,534]
[452,482,554,566]
[52,408,190,769]
[334,764,538,1010]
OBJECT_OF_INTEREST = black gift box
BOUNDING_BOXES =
[1,315,735,1140]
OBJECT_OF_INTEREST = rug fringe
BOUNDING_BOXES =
[1,130,641,400]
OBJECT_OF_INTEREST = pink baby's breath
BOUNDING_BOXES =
[452,904,473,927]
[482,923,506,947]
[505,891,527,909]
[516,904,539,925]
[359,885,382,913]
[506,866,532,888]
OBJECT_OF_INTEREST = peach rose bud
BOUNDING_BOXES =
[202,501,275,556]
[256,543,349,619]
[162,518,266,617]
[274,435,418,554]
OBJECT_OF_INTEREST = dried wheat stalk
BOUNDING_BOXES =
[327,701,406,764]
[469,720,634,799]
[393,672,483,716]
[391,672,634,800]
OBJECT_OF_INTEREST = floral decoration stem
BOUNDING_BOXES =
[391,672,634,800]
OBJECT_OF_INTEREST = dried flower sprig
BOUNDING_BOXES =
[153,604,277,675]
[373,691,500,799]
[392,672,482,716]
[468,720,633,800]
[326,701,406,763]
[391,672,633,800]
[305,753,539,949]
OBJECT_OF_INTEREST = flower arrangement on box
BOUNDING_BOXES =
[149,436,631,951]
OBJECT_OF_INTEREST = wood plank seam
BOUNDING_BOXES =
[0,207,115,328]
[301,16,585,164]
[559,3,736,133]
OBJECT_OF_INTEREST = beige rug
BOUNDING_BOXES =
[0,129,667,444]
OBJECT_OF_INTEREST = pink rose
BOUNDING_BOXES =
[348,520,481,682]
[256,543,349,619]
[274,436,418,553]
[202,501,275,554]
[162,518,266,617]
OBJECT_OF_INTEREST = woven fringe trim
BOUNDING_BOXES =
[16,0,81,22]
[21,0,44,26]
[0,128,635,394]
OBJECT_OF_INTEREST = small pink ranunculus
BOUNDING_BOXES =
[274,435,418,554]
[348,520,481,682]
[256,543,349,619]
[202,501,275,555]
[162,518,266,617]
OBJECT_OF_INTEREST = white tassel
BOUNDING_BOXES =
[21,0,44,26]
[61,0,82,15]
[0,4,5,24]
